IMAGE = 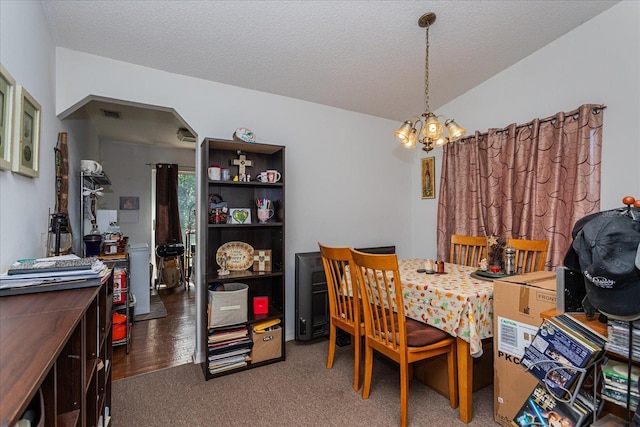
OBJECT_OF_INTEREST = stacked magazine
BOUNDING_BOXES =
[207,325,253,375]
[520,314,606,399]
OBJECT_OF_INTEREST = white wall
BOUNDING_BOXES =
[55,47,415,360]
[98,140,196,248]
[411,0,640,257]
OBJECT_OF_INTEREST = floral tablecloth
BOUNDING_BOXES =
[398,259,494,356]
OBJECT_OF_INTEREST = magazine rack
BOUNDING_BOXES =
[524,347,607,424]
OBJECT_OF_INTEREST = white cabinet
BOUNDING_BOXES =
[129,243,151,315]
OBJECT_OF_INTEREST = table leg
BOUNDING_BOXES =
[457,337,473,423]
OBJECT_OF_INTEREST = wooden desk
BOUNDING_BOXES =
[0,275,112,426]
[398,259,494,424]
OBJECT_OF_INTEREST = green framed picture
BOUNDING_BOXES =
[12,84,40,178]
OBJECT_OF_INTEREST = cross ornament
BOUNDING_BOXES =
[253,250,272,272]
[232,152,253,178]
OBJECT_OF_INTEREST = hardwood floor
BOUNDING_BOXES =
[112,283,196,380]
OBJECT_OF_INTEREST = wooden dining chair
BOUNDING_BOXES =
[318,243,364,391]
[449,234,488,267]
[506,238,549,273]
[349,249,458,427]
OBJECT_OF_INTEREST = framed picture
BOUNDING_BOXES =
[12,84,41,178]
[421,157,435,199]
[0,64,16,171]
[119,196,140,210]
[253,249,272,272]
[229,208,251,224]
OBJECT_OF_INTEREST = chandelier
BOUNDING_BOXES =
[393,13,466,152]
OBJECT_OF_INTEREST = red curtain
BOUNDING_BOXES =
[437,104,604,269]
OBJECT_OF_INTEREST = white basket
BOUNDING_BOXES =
[208,283,248,328]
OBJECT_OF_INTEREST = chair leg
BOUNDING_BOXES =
[326,324,336,369]
[447,346,459,409]
[362,344,373,399]
[400,362,410,427]
[353,333,361,391]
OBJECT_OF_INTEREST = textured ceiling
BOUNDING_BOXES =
[42,0,619,147]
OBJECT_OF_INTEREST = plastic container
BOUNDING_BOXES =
[83,234,102,257]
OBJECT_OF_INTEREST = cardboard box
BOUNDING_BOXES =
[414,338,494,398]
[493,271,557,427]
[113,269,126,304]
[250,325,282,363]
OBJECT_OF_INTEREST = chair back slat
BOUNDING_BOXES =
[449,235,488,267]
[350,249,405,352]
[319,245,358,326]
[507,238,549,273]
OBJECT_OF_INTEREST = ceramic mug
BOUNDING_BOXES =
[256,172,268,182]
[81,160,102,174]
[257,208,274,223]
[266,170,281,183]
[208,165,221,180]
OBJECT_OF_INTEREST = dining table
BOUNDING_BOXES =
[397,259,495,424]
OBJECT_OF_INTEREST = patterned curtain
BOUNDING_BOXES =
[437,104,604,269]
[155,163,183,246]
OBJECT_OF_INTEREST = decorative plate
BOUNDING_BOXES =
[233,127,256,143]
[472,270,512,279]
[216,241,254,271]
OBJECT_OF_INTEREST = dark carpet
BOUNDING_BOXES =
[133,294,167,321]
[112,339,497,426]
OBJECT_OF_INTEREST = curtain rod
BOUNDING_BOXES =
[457,104,607,143]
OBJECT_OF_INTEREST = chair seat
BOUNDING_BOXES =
[405,318,451,347]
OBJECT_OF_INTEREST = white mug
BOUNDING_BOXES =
[208,165,221,181]
[266,170,281,183]
[81,160,102,174]
[256,172,268,182]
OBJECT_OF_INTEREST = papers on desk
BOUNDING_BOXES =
[0,255,109,296]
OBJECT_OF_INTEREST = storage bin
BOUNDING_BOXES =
[208,282,248,328]
[250,325,282,363]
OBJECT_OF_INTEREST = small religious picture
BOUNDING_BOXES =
[119,196,140,210]
[253,249,272,272]
[421,157,435,199]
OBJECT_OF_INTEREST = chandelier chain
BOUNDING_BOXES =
[424,22,430,114]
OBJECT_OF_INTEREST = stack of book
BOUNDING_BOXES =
[606,320,640,362]
[512,383,597,427]
[207,325,253,375]
[0,255,109,296]
[520,314,606,398]
[600,358,639,411]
